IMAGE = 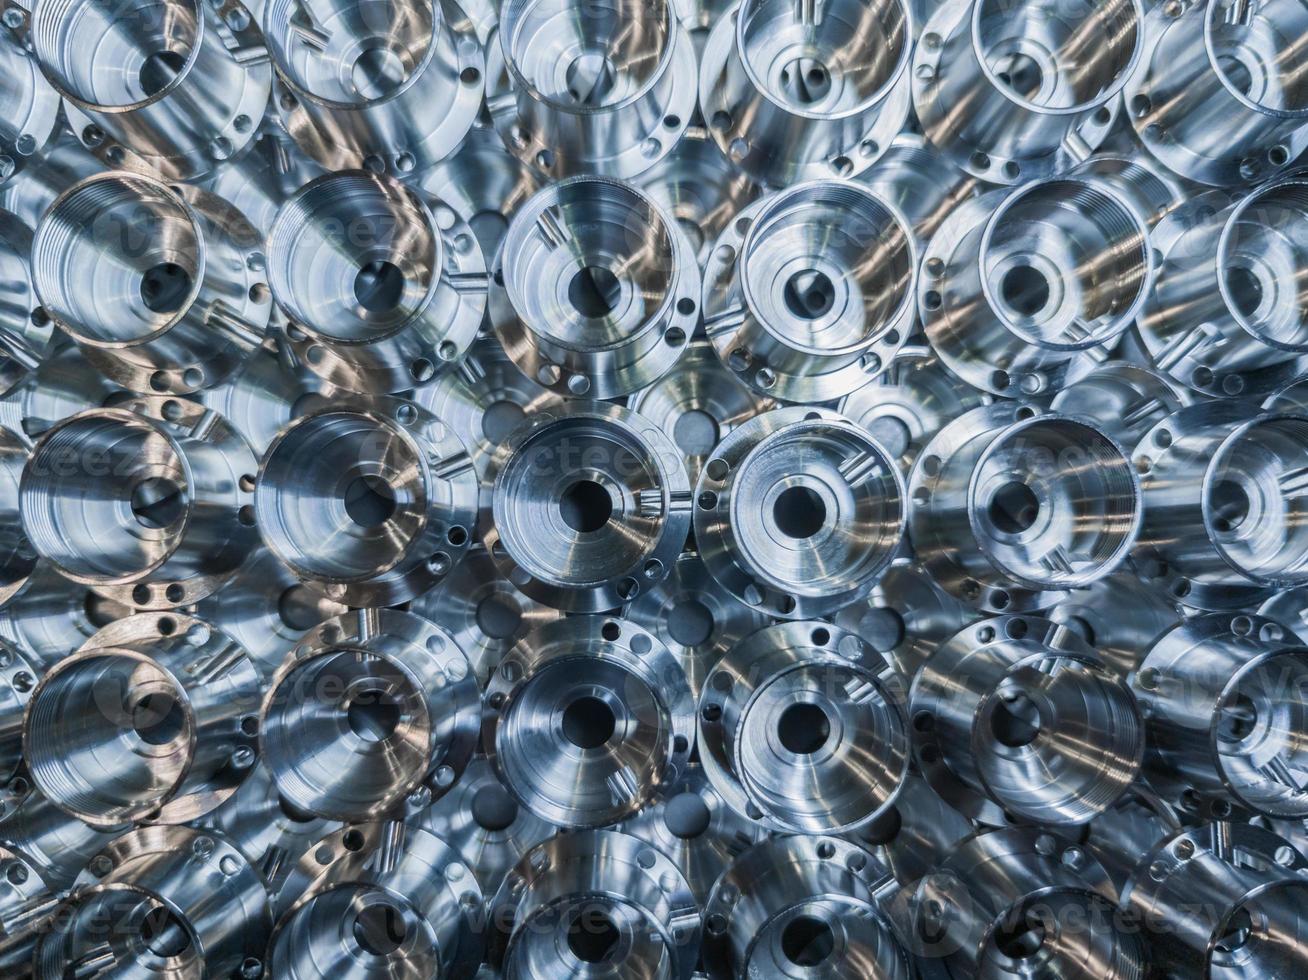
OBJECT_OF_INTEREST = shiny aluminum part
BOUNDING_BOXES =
[261,609,478,822]
[695,407,906,619]
[920,178,1152,398]
[268,170,487,394]
[1133,404,1308,609]
[255,399,478,606]
[203,124,328,236]
[911,615,1144,826]
[699,0,911,185]
[32,173,272,395]
[702,834,911,980]
[21,398,258,609]
[908,827,1143,979]
[265,0,484,176]
[491,0,695,179]
[407,545,562,688]
[0,126,101,230]
[1044,573,1181,679]
[34,825,272,980]
[839,345,989,474]
[408,756,554,894]
[482,400,691,612]
[0,18,59,185]
[490,175,700,399]
[0,841,62,975]
[1123,0,1308,186]
[0,425,34,609]
[627,339,776,486]
[1131,613,1308,819]
[0,563,131,670]
[271,822,484,978]
[489,829,700,979]
[484,615,694,828]
[1120,822,1308,979]
[1260,584,1308,637]
[909,404,1142,612]
[913,0,1139,184]
[635,126,760,268]
[1138,180,1308,398]
[624,550,771,699]
[0,784,130,890]
[1265,374,1308,414]
[0,344,122,441]
[28,0,271,179]
[0,215,54,399]
[857,132,985,245]
[26,613,261,827]
[1049,361,1189,450]
[196,346,329,457]
[619,763,766,904]
[1070,151,1187,230]
[1055,788,1178,896]
[847,772,977,888]
[703,181,915,402]
[196,763,341,893]
[698,620,910,834]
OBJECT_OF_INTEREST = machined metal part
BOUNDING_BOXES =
[20,397,259,609]
[0,838,62,975]
[268,170,487,394]
[0,562,131,670]
[0,17,58,187]
[702,834,911,980]
[0,784,130,890]
[0,126,102,231]
[0,639,36,787]
[203,124,328,237]
[0,344,122,442]
[1133,404,1308,609]
[482,400,691,612]
[695,406,906,619]
[624,550,771,699]
[858,134,985,248]
[1120,822,1308,979]
[698,619,910,834]
[33,825,272,980]
[1138,180,1308,398]
[913,0,1139,183]
[920,178,1152,397]
[627,339,776,486]
[256,398,478,606]
[408,756,555,894]
[1044,573,1181,679]
[703,180,916,402]
[1131,613,1308,819]
[27,0,271,179]
[1070,151,1187,230]
[270,822,484,978]
[910,403,1142,612]
[0,216,54,400]
[489,829,701,979]
[32,173,272,395]
[1049,361,1189,450]
[847,773,977,888]
[1054,788,1179,896]
[1123,0,1308,187]
[261,609,479,821]
[23,612,262,826]
[491,0,696,178]
[490,175,700,399]
[0,425,34,609]
[908,827,1144,979]
[196,346,329,457]
[265,0,484,176]
[911,615,1144,826]
[699,0,911,185]
[483,615,694,828]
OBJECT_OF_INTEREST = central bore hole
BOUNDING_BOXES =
[1217,906,1254,953]
[781,915,835,967]
[1001,265,1050,318]
[565,52,617,105]
[568,265,621,318]
[567,911,620,963]
[777,702,831,754]
[783,270,835,319]
[559,479,612,533]
[1218,691,1259,743]
[992,690,1042,748]
[139,49,186,97]
[471,783,519,831]
[1210,479,1251,533]
[343,475,396,528]
[779,57,832,103]
[140,262,192,314]
[476,593,522,640]
[989,481,1040,534]
[773,485,827,539]
[663,790,711,839]
[994,916,1045,959]
[482,399,526,445]
[132,693,185,745]
[130,477,184,530]
[667,599,714,647]
[353,260,405,313]
[140,905,190,958]
[346,689,401,742]
[351,46,407,100]
[993,52,1044,97]
[673,410,720,456]
[561,696,615,749]
[1226,266,1264,318]
[353,904,406,956]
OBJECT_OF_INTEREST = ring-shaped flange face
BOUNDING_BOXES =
[695,406,906,620]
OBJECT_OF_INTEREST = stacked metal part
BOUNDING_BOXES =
[0,0,1307,975]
